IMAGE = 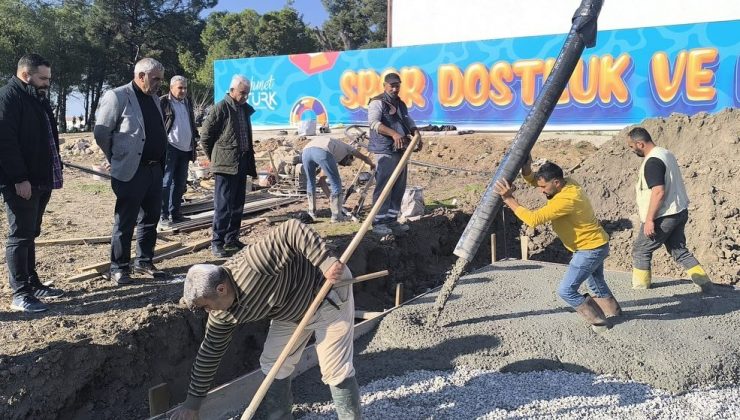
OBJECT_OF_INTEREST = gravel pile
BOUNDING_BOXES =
[297,367,740,419]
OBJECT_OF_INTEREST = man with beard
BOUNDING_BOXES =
[625,127,712,291]
[367,72,422,236]
[494,157,620,332]
[0,53,65,312]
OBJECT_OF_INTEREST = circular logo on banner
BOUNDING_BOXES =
[289,96,328,127]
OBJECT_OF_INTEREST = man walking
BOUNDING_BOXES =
[625,127,712,291]
[302,137,375,222]
[94,58,167,285]
[0,54,65,312]
[160,75,198,226]
[494,158,621,332]
[170,220,361,420]
[199,74,257,257]
[367,72,422,236]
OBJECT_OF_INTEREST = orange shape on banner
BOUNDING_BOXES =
[288,52,340,75]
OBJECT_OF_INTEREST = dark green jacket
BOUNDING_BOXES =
[199,94,257,176]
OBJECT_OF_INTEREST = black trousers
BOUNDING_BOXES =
[2,186,51,298]
[212,152,254,247]
[110,163,163,272]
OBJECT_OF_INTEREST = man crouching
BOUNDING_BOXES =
[170,219,360,420]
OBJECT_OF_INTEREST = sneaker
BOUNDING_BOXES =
[158,217,171,230]
[109,271,133,285]
[224,240,246,252]
[387,220,410,233]
[171,214,189,224]
[211,244,228,258]
[10,295,48,313]
[33,285,65,299]
[372,224,393,236]
[133,262,166,278]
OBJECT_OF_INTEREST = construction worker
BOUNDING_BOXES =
[302,137,375,222]
[625,127,712,291]
[494,158,620,332]
[170,219,360,420]
[367,72,422,236]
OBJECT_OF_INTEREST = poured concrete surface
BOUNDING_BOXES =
[292,260,740,414]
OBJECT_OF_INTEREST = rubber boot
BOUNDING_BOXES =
[686,264,712,293]
[330,194,348,223]
[632,268,652,289]
[306,193,317,222]
[263,378,293,420]
[575,294,610,333]
[329,376,361,420]
[592,296,622,318]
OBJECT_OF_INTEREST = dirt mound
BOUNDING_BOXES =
[516,110,740,284]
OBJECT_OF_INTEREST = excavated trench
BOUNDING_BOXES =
[2,209,530,420]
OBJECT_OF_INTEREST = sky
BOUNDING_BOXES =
[67,0,329,119]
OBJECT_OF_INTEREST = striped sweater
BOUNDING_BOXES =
[183,219,338,409]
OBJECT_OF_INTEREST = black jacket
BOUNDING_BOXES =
[199,94,257,177]
[0,76,60,189]
[159,94,199,161]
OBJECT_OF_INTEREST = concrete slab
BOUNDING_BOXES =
[293,260,740,409]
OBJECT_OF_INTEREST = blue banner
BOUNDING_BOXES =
[213,20,740,129]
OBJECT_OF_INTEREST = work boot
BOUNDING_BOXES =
[592,296,622,318]
[686,264,713,293]
[575,294,610,333]
[632,268,652,289]
[263,377,293,420]
[329,376,361,420]
[330,194,348,223]
[306,193,317,222]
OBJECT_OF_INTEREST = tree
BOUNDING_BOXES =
[320,0,387,50]
[256,7,318,56]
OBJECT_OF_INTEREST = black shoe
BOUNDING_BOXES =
[10,295,48,313]
[211,244,228,258]
[133,262,166,278]
[33,285,65,299]
[110,271,133,285]
[224,240,246,252]
[171,214,189,224]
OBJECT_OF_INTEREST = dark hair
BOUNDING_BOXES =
[627,127,653,144]
[17,53,51,73]
[535,162,564,182]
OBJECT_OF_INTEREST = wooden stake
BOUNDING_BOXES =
[490,233,497,263]
[395,283,404,307]
[148,383,170,416]
[241,132,422,420]
[520,235,530,261]
[335,270,389,287]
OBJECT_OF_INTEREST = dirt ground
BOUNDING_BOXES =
[0,110,737,419]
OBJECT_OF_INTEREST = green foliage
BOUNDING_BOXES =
[319,0,387,50]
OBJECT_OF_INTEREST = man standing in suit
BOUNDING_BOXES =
[0,54,65,312]
[199,74,257,257]
[159,75,198,227]
[94,58,167,285]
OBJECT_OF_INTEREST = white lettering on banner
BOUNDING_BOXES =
[249,75,278,110]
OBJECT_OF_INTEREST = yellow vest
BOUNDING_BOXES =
[635,147,690,223]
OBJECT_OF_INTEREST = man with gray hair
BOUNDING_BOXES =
[94,57,167,285]
[159,75,199,226]
[199,74,258,257]
[170,219,361,420]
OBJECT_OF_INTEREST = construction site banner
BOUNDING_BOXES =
[213,20,740,130]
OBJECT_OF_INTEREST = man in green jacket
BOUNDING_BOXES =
[200,74,258,257]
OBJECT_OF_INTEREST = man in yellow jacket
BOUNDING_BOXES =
[494,157,620,332]
[626,127,712,291]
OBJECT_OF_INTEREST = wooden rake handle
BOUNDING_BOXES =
[241,132,422,420]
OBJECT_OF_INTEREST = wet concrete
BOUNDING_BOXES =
[293,260,740,407]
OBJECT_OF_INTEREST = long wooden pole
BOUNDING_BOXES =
[241,133,421,420]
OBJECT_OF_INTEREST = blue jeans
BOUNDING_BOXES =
[372,153,406,226]
[161,144,191,219]
[302,147,342,196]
[558,243,613,307]
[2,186,51,298]
[212,152,251,247]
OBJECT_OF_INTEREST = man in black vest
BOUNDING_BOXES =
[367,73,422,236]
[0,54,65,312]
